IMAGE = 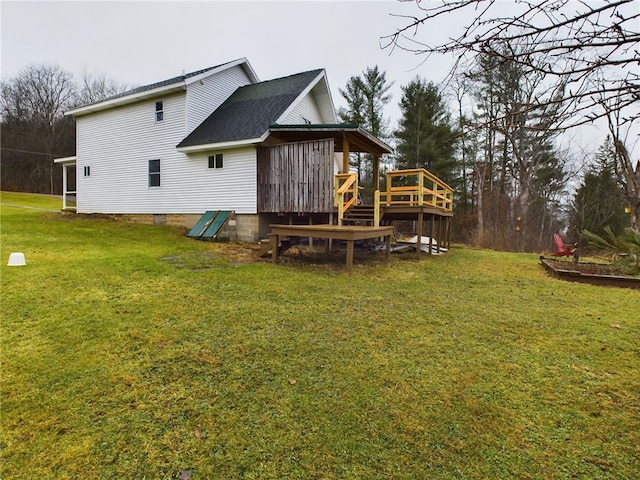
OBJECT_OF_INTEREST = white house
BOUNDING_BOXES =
[57,57,394,242]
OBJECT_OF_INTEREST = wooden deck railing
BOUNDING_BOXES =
[380,168,453,212]
[334,173,358,225]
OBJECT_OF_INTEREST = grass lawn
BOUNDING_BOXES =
[2,192,639,479]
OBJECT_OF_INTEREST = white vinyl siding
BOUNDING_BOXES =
[76,90,258,215]
[77,93,256,214]
[185,65,253,134]
[310,78,337,123]
[280,75,336,125]
[168,147,257,213]
[76,92,186,213]
[281,94,323,124]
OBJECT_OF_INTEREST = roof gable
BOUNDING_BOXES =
[66,58,258,116]
[176,69,325,150]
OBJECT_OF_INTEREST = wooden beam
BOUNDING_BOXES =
[342,135,350,173]
[373,154,380,191]
[430,214,435,255]
[417,211,424,259]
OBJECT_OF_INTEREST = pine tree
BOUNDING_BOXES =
[394,77,458,186]
[338,66,393,193]
[571,137,628,239]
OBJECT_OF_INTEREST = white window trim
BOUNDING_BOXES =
[208,153,224,169]
[155,100,164,123]
[149,159,161,187]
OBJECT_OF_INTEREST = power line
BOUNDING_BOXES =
[0,147,72,157]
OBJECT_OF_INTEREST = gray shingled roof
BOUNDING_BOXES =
[74,63,231,109]
[177,69,323,148]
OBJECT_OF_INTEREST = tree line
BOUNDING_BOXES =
[3,0,637,253]
[338,0,637,251]
[1,65,129,194]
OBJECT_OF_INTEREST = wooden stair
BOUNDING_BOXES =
[342,204,375,226]
[257,235,298,258]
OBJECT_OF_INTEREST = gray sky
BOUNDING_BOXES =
[1,0,458,129]
[2,0,628,156]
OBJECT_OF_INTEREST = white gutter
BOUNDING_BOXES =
[65,83,186,117]
[176,137,264,154]
[54,156,77,164]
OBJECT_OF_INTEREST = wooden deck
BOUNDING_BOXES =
[269,224,394,271]
[381,205,452,258]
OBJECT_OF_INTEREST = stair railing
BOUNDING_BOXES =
[334,173,358,225]
[381,168,453,212]
[374,190,381,227]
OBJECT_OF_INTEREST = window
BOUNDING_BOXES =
[83,166,91,177]
[155,101,164,122]
[208,153,223,169]
[149,159,161,187]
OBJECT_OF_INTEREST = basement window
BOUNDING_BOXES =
[208,153,223,169]
[155,100,164,122]
[149,159,161,187]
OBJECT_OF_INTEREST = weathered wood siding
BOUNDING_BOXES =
[257,139,334,213]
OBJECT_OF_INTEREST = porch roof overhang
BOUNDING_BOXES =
[267,124,393,156]
[54,156,77,165]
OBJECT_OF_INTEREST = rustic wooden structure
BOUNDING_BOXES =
[257,139,335,214]
[260,124,454,268]
[269,224,394,271]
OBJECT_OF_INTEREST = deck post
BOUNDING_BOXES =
[271,234,279,263]
[429,215,435,255]
[346,240,354,271]
[62,164,69,210]
[417,211,424,259]
[385,232,391,260]
[327,213,333,253]
[342,135,350,173]
[373,154,380,192]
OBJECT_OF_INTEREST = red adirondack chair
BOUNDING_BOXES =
[552,234,576,258]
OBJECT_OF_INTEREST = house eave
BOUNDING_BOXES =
[176,138,263,154]
[65,83,187,117]
[185,57,260,86]
[268,124,394,155]
[274,70,326,124]
[54,156,77,165]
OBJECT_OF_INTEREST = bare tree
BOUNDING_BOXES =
[1,65,130,194]
[602,97,640,230]
[382,0,639,127]
[383,0,639,239]
[75,69,131,106]
[1,64,76,193]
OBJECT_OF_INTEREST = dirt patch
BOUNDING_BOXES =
[555,261,625,276]
[540,257,640,289]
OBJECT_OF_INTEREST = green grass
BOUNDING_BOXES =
[2,192,639,479]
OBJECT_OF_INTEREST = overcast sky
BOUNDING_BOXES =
[1,0,462,130]
[2,0,628,156]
